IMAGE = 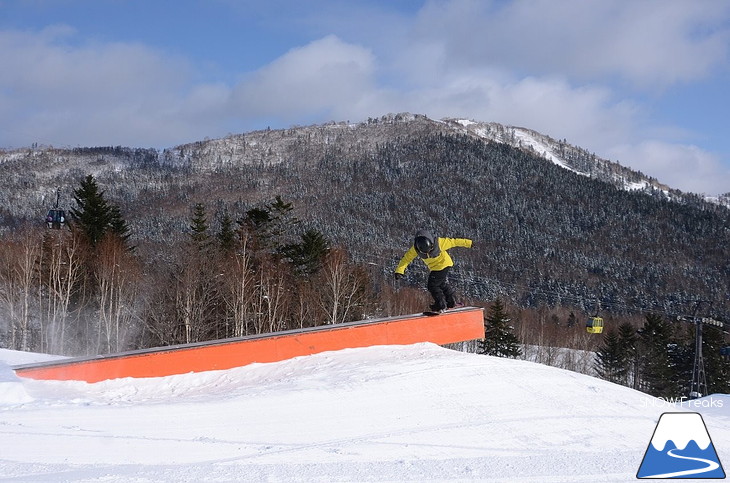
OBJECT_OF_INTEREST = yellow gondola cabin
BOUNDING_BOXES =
[586,316,603,334]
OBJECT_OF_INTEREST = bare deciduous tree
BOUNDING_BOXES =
[95,235,142,353]
[39,231,85,354]
[0,227,41,350]
[251,261,288,334]
[317,249,368,324]
[222,237,255,337]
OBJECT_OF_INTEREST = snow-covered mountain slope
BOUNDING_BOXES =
[442,116,730,208]
[442,118,669,194]
[2,113,724,208]
[2,343,728,482]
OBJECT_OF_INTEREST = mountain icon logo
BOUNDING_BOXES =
[637,412,725,479]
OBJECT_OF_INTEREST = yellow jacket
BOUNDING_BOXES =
[395,237,472,274]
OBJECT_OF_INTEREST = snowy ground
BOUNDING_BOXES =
[1,343,728,482]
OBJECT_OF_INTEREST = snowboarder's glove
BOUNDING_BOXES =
[394,272,403,281]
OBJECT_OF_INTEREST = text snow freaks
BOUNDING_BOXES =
[640,396,724,409]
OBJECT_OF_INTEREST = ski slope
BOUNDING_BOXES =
[1,344,728,482]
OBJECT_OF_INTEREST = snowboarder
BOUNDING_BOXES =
[394,230,473,313]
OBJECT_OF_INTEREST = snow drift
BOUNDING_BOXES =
[1,343,728,482]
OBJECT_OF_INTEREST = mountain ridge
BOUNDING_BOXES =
[440,117,728,205]
[1,113,728,319]
[1,112,726,207]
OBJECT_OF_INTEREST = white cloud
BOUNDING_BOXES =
[231,35,377,121]
[328,69,642,158]
[1,2,729,196]
[410,0,730,88]
[365,0,730,195]
[429,74,638,145]
[0,28,384,147]
[0,26,202,147]
[609,141,730,196]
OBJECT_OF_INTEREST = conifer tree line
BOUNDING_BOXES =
[478,298,728,400]
[594,313,730,398]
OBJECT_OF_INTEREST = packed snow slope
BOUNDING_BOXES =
[1,343,728,482]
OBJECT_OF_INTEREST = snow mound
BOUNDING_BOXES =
[0,361,33,404]
[0,348,67,365]
[0,343,728,482]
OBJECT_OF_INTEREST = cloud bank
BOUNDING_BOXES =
[0,0,729,195]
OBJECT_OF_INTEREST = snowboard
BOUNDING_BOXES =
[422,310,444,316]
[422,304,464,316]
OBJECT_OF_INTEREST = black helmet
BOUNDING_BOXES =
[414,236,434,255]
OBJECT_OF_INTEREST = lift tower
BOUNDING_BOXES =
[680,307,725,399]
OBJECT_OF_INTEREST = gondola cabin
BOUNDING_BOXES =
[586,316,604,334]
[46,209,66,229]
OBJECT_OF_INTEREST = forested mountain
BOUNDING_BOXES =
[1,113,729,321]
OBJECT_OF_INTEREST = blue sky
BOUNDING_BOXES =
[1,0,729,196]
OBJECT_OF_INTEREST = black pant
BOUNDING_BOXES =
[427,267,456,310]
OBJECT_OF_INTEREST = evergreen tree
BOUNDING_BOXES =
[70,174,130,248]
[240,195,300,252]
[217,211,235,253]
[637,313,678,398]
[241,207,273,250]
[594,328,626,383]
[244,207,271,230]
[480,298,521,358]
[268,195,299,241]
[617,322,639,388]
[108,205,131,246]
[280,229,331,275]
[189,203,210,247]
[71,174,112,246]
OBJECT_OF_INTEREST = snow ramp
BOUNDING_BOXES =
[12,307,484,383]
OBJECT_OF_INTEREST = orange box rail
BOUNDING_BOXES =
[13,307,484,383]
